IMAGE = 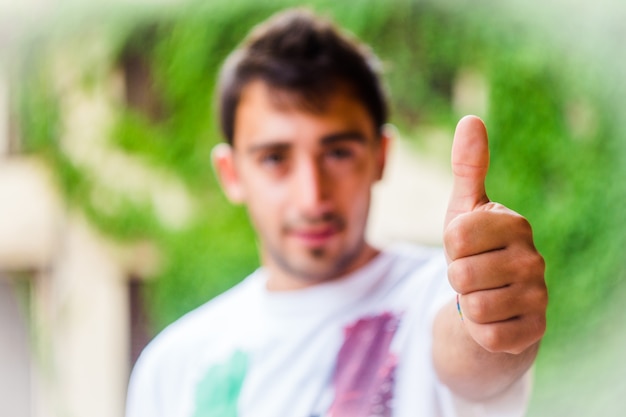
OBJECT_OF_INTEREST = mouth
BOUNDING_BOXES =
[286,219,344,248]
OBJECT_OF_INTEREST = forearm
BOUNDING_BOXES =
[432,299,539,401]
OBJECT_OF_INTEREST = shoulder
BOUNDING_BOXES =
[131,271,263,382]
[126,271,264,416]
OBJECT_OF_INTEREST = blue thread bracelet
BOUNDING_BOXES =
[456,294,464,321]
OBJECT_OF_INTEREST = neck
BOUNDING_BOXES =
[264,244,380,292]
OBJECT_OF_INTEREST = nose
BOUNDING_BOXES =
[292,156,330,215]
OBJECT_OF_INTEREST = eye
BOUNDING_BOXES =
[259,151,287,167]
[326,146,354,160]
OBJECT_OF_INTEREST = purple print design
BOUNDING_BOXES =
[327,312,401,417]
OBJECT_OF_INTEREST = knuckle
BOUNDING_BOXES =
[479,326,504,353]
[530,249,545,267]
[507,315,546,354]
[444,218,472,259]
[514,251,545,281]
[465,294,488,322]
[508,213,535,242]
[529,282,549,312]
[528,252,546,276]
[473,314,547,355]
[448,260,472,293]
[530,313,547,338]
[513,214,532,231]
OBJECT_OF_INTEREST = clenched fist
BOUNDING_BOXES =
[443,115,548,355]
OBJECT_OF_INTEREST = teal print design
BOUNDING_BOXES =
[193,350,248,417]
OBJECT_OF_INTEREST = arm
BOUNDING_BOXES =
[433,295,541,400]
[433,116,548,400]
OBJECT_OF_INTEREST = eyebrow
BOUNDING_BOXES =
[245,131,368,155]
[320,131,368,145]
[245,142,290,155]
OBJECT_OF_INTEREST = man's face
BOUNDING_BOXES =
[215,81,388,290]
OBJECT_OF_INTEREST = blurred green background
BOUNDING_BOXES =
[12,0,626,415]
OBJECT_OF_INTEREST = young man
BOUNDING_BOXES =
[126,8,547,417]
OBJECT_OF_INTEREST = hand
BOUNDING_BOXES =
[443,115,547,355]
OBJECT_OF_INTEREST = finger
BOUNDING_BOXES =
[444,207,533,260]
[445,115,491,228]
[463,313,547,354]
[448,246,545,294]
[458,282,548,324]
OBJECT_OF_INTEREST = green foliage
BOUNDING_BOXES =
[18,61,61,156]
[16,0,626,358]
[487,60,624,338]
[147,204,257,329]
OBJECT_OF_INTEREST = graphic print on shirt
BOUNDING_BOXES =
[326,312,401,417]
[192,350,248,417]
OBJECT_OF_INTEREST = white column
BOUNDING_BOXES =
[31,216,130,417]
[0,159,60,269]
[0,68,8,156]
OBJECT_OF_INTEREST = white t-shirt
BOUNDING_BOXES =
[126,244,531,417]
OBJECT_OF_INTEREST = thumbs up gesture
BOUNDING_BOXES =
[443,116,547,355]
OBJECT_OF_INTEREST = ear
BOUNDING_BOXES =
[212,143,246,204]
[375,124,394,181]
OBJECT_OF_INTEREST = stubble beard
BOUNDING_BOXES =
[269,238,367,284]
[266,214,368,284]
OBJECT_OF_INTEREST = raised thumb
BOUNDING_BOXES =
[444,115,490,228]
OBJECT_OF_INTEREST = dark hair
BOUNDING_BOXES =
[217,8,389,144]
